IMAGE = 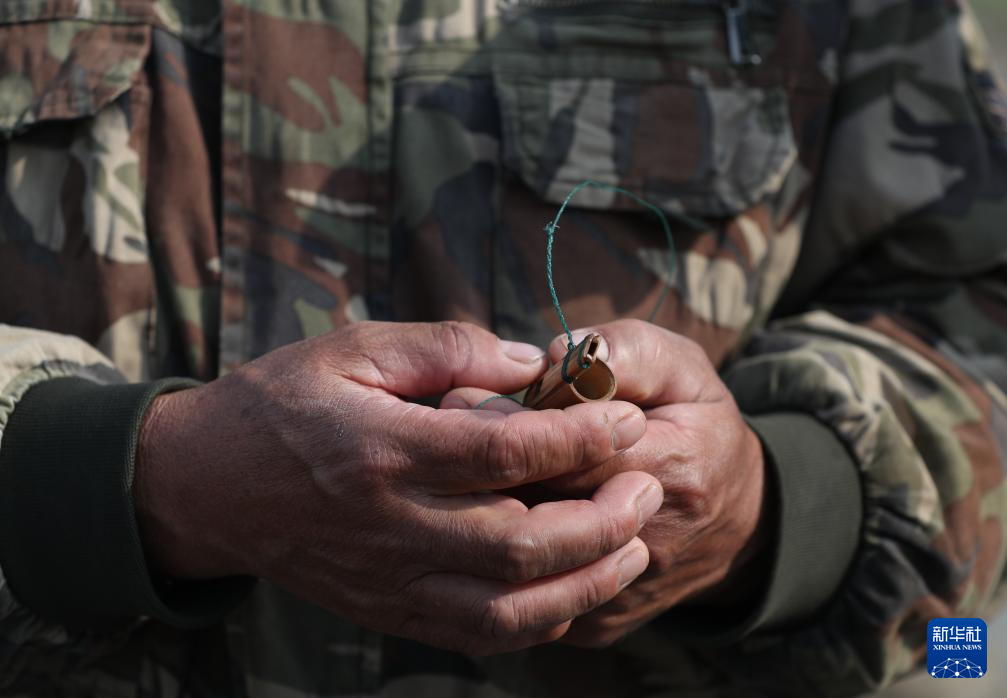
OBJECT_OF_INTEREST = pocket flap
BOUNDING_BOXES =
[0,18,150,137]
[496,72,798,217]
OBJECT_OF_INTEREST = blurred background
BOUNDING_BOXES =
[877,2,1005,696]
[977,0,1007,68]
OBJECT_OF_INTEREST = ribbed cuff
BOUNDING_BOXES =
[0,376,253,631]
[661,411,862,643]
[744,412,862,628]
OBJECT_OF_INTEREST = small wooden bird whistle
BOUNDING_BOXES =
[522,333,617,410]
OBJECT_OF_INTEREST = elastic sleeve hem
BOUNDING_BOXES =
[744,411,863,629]
[0,376,253,632]
[660,411,862,643]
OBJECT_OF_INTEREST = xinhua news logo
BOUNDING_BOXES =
[927,618,987,679]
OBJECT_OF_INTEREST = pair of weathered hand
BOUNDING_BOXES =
[135,319,768,654]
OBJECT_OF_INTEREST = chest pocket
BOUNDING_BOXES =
[0,9,155,380]
[491,0,806,217]
[0,10,152,256]
[0,13,150,136]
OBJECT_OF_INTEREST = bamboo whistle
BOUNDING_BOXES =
[522,333,617,410]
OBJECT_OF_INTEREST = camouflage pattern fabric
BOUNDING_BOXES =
[0,0,1005,696]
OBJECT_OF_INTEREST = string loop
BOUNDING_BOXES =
[544,179,686,354]
[477,180,691,408]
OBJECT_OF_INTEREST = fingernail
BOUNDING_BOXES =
[617,543,649,590]
[570,329,609,361]
[635,484,663,529]
[500,339,545,364]
[611,412,646,451]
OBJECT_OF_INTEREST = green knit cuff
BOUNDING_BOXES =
[0,376,253,631]
[744,412,862,629]
[661,411,862,643]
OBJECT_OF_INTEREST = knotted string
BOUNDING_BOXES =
[475,180,689,410]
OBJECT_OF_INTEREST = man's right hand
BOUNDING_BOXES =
[133,322,660,655]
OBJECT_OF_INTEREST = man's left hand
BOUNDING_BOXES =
[441,319,772,647]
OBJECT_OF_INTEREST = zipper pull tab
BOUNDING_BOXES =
[723,0,763,67]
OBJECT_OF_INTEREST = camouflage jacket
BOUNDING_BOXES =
[0,0,1005,696]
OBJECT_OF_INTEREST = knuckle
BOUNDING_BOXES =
[566,423,588,469]
[499,531,545,583]
[603,508,637,550]
[671,467,716,524]
[482,422,530,485]
[434,321,478,367]
[612,318,654,350]
[648,544,676,572]
[334,320,368,345]
[546,420,584,472]
[579,575,611,614]
[576,499,633,554]
[478,595,523,639]
[619,318,650,336]
[481,417,586,485]
[395,570,439,616]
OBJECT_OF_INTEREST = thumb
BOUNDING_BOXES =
[331,321,546,398]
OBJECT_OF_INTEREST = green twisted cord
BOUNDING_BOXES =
[476,180,693,409]
[544,179,689,350]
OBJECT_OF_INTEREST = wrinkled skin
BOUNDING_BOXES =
[134,321,667,656]
[0,0,1005,694]
[443,319,769,647]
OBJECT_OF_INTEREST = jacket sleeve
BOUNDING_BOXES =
[0,326,130,683]
[660,1,1007,695]
[0,328,250,688]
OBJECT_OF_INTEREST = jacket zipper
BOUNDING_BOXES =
[722,0,762,66]
[508,0,768,67]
